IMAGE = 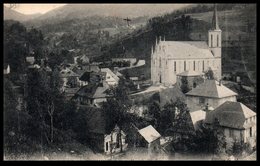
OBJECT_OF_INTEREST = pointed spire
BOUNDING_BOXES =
[151,45,154,54]
[156,36,158,45]
[212,4,220,30]
[164,36,165,41]
[159,36,161,41]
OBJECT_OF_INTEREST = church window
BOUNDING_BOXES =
[203,61,205,71]
[174,61,176,72]
[106,142,109,151]
[211,34,213,47]
[217,35,219,47]
[229,129,234,137]
[184,61,186,71]
[193,61,196,71]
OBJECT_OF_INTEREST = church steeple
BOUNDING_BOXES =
[211,4,220,30]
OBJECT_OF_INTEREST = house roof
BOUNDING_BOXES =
[79,71,92,81]
[101,68,120,82]
[159,86,186,107]
[60,68,80,78]
[190,110,206,125]
[76,82,110,99]
[204,101,256,129]
[177,70,204,77]
[156,41,214,59]
[186,80,237,98]
[138,125,161,143]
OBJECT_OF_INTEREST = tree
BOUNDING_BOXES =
[147,101,161,129]
[102,78,132,152]
[205,67,215,80]
[180,76,190,93]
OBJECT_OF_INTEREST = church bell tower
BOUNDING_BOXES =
[208,4,222,58]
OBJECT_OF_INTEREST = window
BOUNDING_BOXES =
[217,35,219,47]
[229,129,234,137]
[106,142,109,151]
[203,61,205,71]
[184,61,186,71]
[174,61,176,72]
[199,97,205,104]
[193,61,196,71]
[249,127,252,137]
[211,34,213,47]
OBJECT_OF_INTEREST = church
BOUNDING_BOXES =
[151,5,222,86]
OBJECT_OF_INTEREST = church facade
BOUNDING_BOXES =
[151,6,222,86]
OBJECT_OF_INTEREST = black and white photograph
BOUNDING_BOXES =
[3,3,257,160]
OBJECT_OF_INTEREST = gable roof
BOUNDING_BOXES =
[177,70,204,77]
[186,80,237,98]
[205,101,256,129]
[138,125,161,143]
[156,41,214,59]
[60,68,80,78]
[101,68,120,82]
[76,82,110,99]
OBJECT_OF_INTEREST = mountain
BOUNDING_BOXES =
[26,4,191,27]
[4,6,42,22]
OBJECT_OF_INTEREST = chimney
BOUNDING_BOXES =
[205,103,209,112]
[114,67,118,73]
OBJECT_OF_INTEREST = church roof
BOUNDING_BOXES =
[204,101,256,129]
[211,4,220,30]
[157,41,214,59]
[186,80,237,98]
[177,70,204,77]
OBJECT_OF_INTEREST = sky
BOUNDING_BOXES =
[4,3,190,15]
[4,4,67,14]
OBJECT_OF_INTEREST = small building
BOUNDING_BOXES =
[186,80,237,112]
[189,110,206,131]
[4,64,10,75]
[205,101,256,148]
[176,70,204,90]
[60,68,80,89]
[26,56,35,65]
[86,108,127,154]
[137,125,161,155]
[100,68,120,86]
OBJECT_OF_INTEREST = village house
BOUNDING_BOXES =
[60,68,80,90]
[4,64,10,75]
[100,68,120,86]
[136,125,161,155]
[185,80,237,112]
[74,80,112,107]
[151,6,222,85]
[86,108,127,154]
[26,56,35,65]
[204,101,256,148]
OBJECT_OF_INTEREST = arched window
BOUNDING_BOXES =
[174,61,176,72]
[203,61,205,71]
[184,61,186,71]
[193,61,196,71]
